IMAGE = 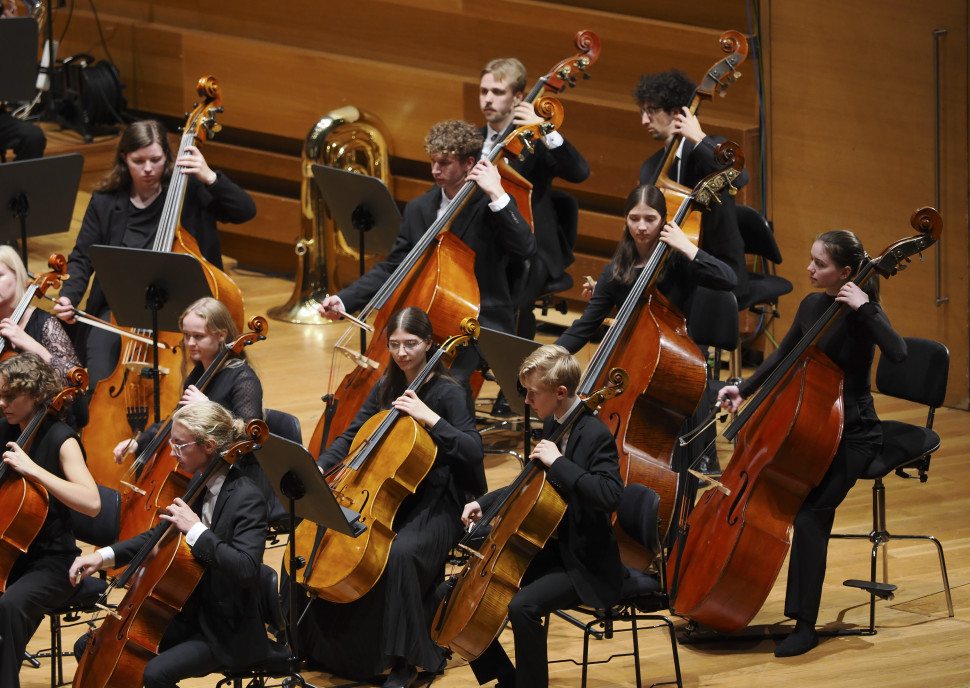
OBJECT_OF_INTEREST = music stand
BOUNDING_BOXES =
[0,17,39,103]
[88,245,211,421]
[253,432,365,666]
[310,164,400,351]
[0,153,83,264]
[478,327,542,455]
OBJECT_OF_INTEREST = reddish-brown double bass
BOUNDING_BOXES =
[0,368,88,593]
[82,76,246,491]
[290,319,480,602]
[671,208,943,633]
[72,420,268,688]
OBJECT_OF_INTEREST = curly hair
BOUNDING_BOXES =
[518,344,581,397]
[481,58,527,94]
[96,120,175,193]
[424,120,484,161]
[632,70,696,112]
[0,352,62,407]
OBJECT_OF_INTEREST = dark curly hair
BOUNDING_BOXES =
[424,120,484,161]
[632,70,696,112]
[0,352,63,409]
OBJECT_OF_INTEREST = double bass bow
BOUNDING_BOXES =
[291,318,480,603]
[114,316,268,544]
[81,76,245,491]
[431,370,628,660]
[72,419,269,688]
[645,30,747,244]
[0,367,88,593]
[581,142,744,570]
[306,100,565,457]
[670,208,943,633]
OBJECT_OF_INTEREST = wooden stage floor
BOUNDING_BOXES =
[18,190,970,688]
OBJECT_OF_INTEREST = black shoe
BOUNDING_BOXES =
[774,620,819,657]
[383,664,417,688]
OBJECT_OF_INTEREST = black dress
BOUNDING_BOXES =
[301,374,484,680]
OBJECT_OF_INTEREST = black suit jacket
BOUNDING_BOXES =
[336,185,534,333]
[640,135,749,303]
[110,470,269,668]
[478,410,624,608]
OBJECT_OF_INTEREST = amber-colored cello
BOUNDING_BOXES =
[82,76,245,491]
[72,419,268,688]
[431,372,627,660]
[583,143,744,570]
[644,30,747,244]
[670,208,943,633]
[290,318,480,602]
[0,254,69,362]
[114,316,268,544]
[0,367,88,593]
[305,100,565,457]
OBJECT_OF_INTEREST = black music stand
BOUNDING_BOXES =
[310,164,400,351]
[0,17,39,104]
[253,432,365,667]
[0,153,83,264]
[88,245,211,422]
[478,326,542,455]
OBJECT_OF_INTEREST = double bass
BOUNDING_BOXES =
[82,76,245,491]
[72,420,268,688]
[0,367,88,593]
[114,316,268,544]
[431,372,627,660]
[582,143,744,570]
[670,208,943,633]
[291,318,480,602]
[306,101,565,457]
[644,30,748,244]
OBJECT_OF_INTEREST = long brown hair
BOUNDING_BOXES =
[95,120,175,193]
[610,184,668,285]
[379,307,457,408]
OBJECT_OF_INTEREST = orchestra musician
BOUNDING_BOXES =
[316,120,535,399]
[634,69,749,303]
[52,120,256,388]
[463,344,624,688]
[301,306,484,688]
[0,353,100,688]
[478,58,590,342]
[717,230,907,657]
[70,400,270,687]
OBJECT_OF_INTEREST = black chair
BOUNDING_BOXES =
[216,564,306,688]
[30,484,121,687]
[730,205,793,381]
[549,484,682,688]
[687,286,739,382]
[830,337,953,633]
[534,190,579,318]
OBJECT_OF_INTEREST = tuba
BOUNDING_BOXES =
[268,106,392,324]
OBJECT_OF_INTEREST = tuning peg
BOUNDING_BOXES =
[918,252,925,262]
[734,70,742,79]
[192,102,199,108]
[184,112,190,119]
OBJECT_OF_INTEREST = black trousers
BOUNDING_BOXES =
[785,437,877,625]
[0,111,47,161]
[141,615,223,688]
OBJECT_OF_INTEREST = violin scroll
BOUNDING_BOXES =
[691,141,745,209]
[221,419,269,466]
[543,30,601,93]
[872,207,944,278]
[504,96,564,160]
[911,206,943,242]
[227,315,270,355]
[581,367,629,411]
[185,75,223,143]
[48,367,89,414]
[698,30,749,100]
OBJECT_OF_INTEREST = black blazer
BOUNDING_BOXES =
[479,410,624,608]
[336,185,534,333]
[110,470,269,668]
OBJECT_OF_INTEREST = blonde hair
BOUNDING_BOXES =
[171,400,246,454]
[178,297,242,377]
[0,245,29,304]
[518,344,581,396]
[481,58,527,94]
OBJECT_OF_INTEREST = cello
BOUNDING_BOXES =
[581,143,744,570]
[670,208,943,633]
[0,253,69,361]
[0,367,88,593]
[72,419,268,688]
[291,318,480,603]
[114,316,268,544]
[644,30,748,244]
[431,372,627,660]
[82,76,245,491]
[306,100,565,457]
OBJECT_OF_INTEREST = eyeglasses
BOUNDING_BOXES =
[640,105,664,117]
[387,339,425,352]
[169,438,199,456]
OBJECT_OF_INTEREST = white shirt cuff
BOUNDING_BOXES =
[96,547,116,568]
[488,193,511,212]
[186,522,208,546]
[543,131,564,149]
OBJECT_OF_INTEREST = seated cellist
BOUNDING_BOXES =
[0,354,100,688]
[70,401,269,687]
[463,344,625,688]
[302,306,484,688]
